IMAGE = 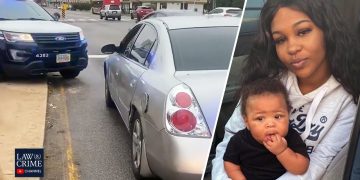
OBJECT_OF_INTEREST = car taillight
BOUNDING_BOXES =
[170,110,196,132]
[166,84,210,137]
[175,92,191,108]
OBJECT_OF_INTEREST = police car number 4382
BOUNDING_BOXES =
[36,53,49,58]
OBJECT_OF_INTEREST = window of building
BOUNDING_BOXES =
[160,3,167,9]
[180,3,188,10]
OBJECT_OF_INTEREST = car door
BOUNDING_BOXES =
[114,23,158,122]
[108,24,143,106]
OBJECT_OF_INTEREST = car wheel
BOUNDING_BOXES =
[105,75,115,107]
[131,114,146,179]
[118,16,121,21]
[131,13,134,19]
[54,12,61,20]
[105,14,108,20]
[60,70,80,79]
[100,14,103,19]
[136,15,140,22]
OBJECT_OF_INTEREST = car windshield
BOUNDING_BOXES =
[169,27,237,71]
[0,0,53,21]
[109,5,120,10]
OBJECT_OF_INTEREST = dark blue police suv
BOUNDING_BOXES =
[0,0,88,79]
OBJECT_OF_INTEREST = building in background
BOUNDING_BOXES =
[122,0,207,14]
[44,0,207,13]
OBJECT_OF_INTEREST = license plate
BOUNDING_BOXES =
[56,54,71,63]
[112,11,117,14]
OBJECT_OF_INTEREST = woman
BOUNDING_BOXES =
[212,0,360,179]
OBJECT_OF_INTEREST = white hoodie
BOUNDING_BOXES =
[212,72,357,180]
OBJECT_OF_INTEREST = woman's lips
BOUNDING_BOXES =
[290,58,307,69]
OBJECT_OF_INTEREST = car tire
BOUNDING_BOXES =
[60,70,80,79]
[136,15,140,22]
[105,75,115,107]
[131,113,146,179]
[54,12,61,20]
[100,14,103,19]
[118,16,121,21]
[105,14,108,20]
[131,13,134,19]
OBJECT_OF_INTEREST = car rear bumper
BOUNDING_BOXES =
[0,40,88,76]
[145,128,211,180]
[106,12,121,17]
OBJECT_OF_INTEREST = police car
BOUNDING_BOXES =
[0,0,88,79]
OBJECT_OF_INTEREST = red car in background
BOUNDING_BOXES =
[131,6,154,22]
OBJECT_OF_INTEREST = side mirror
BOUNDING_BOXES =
[53,12,60,21]
[101,44,118,54]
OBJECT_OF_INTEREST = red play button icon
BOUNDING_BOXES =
[16,168,25,175]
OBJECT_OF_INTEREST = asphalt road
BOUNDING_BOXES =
[43,9,139,180]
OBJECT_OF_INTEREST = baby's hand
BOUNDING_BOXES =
[263,134,287,155]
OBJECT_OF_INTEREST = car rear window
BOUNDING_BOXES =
[169,27,237,71]
[109,5,120,10]
[209,9,223,14]
[142,7,152,9]
[226,9,241,14]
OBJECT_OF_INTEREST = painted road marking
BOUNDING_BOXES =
[60,86,79,180]
[89,55,108,59]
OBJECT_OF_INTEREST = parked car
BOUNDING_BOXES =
[141,9,202,20]
[131,6,154,22]
[208,7,241,17]
[100,4,121,20]
[0,0,88,79]
[102,16,239,180]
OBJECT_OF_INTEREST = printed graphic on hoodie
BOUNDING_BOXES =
[290,104,328,154]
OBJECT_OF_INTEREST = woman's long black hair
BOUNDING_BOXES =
[239,0,360,104]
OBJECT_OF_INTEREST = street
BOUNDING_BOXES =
[43,8,138,180]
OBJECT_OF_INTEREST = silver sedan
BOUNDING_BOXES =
[102,16,239,180]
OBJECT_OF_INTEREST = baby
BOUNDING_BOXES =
[223,78,309,180]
